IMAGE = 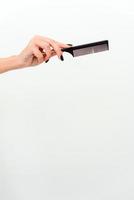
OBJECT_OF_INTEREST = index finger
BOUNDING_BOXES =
[56,42,72,48]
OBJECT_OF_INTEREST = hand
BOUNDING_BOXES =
[18,35,71,68]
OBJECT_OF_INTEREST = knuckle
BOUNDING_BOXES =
[40,53,43,59]
[33,35,40,41]
[45,43,50,48]
[54,46,60,52]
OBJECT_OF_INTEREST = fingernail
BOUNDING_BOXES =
[67,44,73,46]
[45,59,49,63]
[60,55,64,61]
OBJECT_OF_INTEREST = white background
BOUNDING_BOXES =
[0,0,133,199]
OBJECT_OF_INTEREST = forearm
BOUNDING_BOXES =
[0,55,23,73]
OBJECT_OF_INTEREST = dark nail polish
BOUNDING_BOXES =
[60,55,64,61]
[67,44,73,46]
[45,59,49,63]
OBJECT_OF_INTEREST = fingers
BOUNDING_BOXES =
[33,35,62,60]
[43,45,53,61]
[33,40,52,61]
[51,51,57,57]
[46,39,63,60]
[35,36,70,59]
[56,42,72,48]
[46,49,56,58]
[32,47,44,64]
[33,37,61,60]
[30,35,72,63]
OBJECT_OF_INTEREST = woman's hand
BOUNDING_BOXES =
[0,35,72,73]
[18,35,71,67]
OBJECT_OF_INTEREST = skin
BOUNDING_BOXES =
[0,35,71,74]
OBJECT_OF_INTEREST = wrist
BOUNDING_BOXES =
[0,55,24,73]
[13,55,24,69]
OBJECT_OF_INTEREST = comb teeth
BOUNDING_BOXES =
[73,43,109,57]
[61,40,109,57]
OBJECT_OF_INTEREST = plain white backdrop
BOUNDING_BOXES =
[0,0,133,199]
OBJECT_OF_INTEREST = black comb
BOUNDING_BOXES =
[62,40,109,57]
